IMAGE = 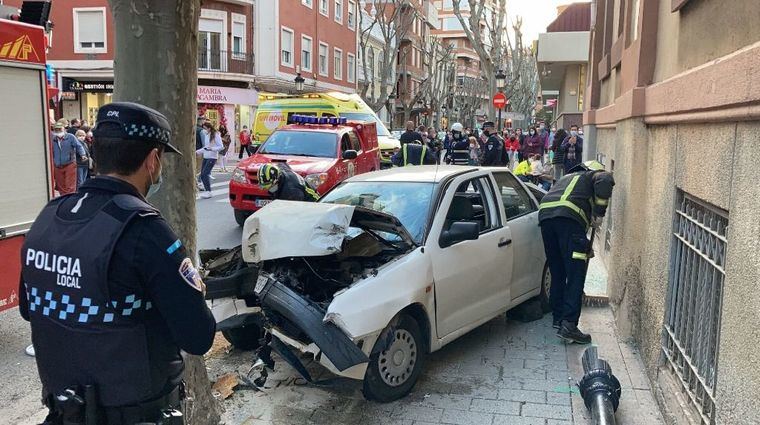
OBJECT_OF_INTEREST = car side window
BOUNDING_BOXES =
[445,176,499,233]
[340,134,352,153]
[492,172,538,220]
[347,131,362,151]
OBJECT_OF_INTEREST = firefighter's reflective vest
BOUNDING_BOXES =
[402,143,427,166]
[538,169,615,229]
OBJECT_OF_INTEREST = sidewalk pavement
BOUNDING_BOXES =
[209,261,664,425]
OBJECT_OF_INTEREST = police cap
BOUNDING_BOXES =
[93,102,180,154]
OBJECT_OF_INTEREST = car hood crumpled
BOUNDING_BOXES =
[242,200,416,263]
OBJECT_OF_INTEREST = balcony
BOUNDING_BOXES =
[197,49,254,75]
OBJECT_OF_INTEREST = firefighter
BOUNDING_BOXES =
[257,163,320,202]
[391,141,437,166]
[19,102,216,424]
[538,160,615,344]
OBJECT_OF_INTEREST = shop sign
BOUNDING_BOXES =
[197,85,258,106]
[62,77,114,92]
[60,91,77,101]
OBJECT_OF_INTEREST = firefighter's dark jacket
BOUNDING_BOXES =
[270,163,320,201]
[392,143,437,166]
[538,170,615,228]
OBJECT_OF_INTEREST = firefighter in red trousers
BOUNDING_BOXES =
[538,160,615,344]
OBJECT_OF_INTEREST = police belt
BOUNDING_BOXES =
[46,384,184,425]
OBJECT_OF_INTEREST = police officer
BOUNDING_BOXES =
[19,102,216,424]
[538,160,615,344]
[257,163,320,202]
[445,122,470,165]
[392,141,437,167]
[480,122,503,166]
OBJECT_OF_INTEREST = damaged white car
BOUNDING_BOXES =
[204,166,550,402]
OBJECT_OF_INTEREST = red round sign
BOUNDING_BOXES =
[492,92,507,109]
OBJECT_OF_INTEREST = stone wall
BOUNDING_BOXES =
[593,118,760,423]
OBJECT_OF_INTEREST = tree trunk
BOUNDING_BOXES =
[107,1,220,424]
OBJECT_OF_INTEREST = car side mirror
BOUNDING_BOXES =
[343,150,358,160]
[439,221,480,248]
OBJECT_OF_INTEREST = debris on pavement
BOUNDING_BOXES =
[212,373,239,400]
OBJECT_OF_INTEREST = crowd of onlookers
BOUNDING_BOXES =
[50,118,94,195]
[395,120,585,190]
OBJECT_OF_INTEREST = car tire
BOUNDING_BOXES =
[540,262,552,314]
[363,314,426,402]
[221,324,263,351]
[234,209,250,227]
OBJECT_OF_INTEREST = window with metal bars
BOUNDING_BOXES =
[662,191,727,425]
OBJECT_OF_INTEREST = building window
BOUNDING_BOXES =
[334,47,343,80]
[629,0,641,42]
[231,13,246,58]
[347,53,355,83]
[368,49,375,80]
[319,42,329,76]
[347,1,356,30]
[334,0,343,24]
[73,7,107,54]
[663,191,727,425]
[301,35,313,72]
[198,11,225,71]
[302,0,313,7]
[281,27,294,67]
[320,0,329,16]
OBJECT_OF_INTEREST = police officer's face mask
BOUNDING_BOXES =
[147,151,163,198]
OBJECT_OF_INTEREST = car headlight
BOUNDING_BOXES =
[231,167,247,183]
[305,173,328,189]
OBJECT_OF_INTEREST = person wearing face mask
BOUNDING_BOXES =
[561,124,584,172]
[19,102,215,424]
[196,122,224,199]
[74,130,91,187]
[51,120,87,195]
[522,126,545,159]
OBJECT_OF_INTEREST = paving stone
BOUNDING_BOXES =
[392,405,445,423]
[418,394,473,411]
[546,392,571,406]
[497,388,546,403]
[521,403,572,420]
[524,359,569,371]
[469,398,521,415]
[502,367,548,381]
[547,420,572,425]
[439,408,494,425]
[492,414,546,425]
[521,378,575,393]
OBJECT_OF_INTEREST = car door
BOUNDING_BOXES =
[428,173,514,338]
[491,171,543,301]
[347,130,365,174]
[337,133,356,180]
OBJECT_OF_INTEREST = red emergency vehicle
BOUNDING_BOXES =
[229,116,380,225]
[0,17,53,312]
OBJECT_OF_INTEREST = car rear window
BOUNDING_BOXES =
[258,131,337,158]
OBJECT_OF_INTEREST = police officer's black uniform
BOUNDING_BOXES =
[19,102,216,424]
[538,161,615,344]
[481,125,503,166]
[268,163,320,202]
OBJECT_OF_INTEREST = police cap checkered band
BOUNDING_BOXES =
[93,102,181,154]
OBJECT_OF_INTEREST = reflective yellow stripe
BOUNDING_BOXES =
[572,251,588,260]
[539,175,589,226]
[403,144,409,166]
[420,145,427,165]
[595,196,608,206]
[305,187,320,201]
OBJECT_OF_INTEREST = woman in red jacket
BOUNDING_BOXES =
[505,132,521,168]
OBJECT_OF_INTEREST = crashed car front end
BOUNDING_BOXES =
[207,200,428,381]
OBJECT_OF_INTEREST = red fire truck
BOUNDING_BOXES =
[0,17,53,312]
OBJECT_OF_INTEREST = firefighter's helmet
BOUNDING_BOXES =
[257,163,280,189]
[568,160,606,174]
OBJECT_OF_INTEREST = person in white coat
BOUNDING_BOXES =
[196,122,223,198]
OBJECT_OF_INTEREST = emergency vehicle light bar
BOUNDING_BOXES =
[290,115,347,126]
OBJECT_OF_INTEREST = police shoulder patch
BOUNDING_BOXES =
[178,257,205,294]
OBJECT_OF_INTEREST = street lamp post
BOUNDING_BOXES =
[495,69,507,132]
[294,72,305,92]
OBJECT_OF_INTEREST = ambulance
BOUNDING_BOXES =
[253,92,399,168]
[0,16,53,312]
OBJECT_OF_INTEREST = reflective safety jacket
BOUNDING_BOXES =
[393,143,436,166]
[538,169,615,229]
[270,163,320,202]
[513,160,531,176]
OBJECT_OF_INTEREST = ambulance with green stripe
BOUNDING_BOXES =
[253,92,399,168]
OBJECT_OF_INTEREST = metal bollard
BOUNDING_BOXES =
[577,346,622,425]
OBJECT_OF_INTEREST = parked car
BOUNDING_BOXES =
[207,165,549,402]
[228,117,380,225]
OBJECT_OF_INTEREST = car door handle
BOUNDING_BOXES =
[498,238,512,247]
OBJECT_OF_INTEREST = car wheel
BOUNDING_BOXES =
[363,314,426,402]
[540,263,552,314]
[221,324,263,351]
[234,209,250,227]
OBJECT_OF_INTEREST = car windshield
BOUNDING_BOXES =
[340,112,391,137]
[320,181,436,244]
[258,130,337,158]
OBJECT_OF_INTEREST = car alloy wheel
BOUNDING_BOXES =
[540,263,552,314]
[378,329,417,387]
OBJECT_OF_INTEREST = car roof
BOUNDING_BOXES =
[345,165,481,183]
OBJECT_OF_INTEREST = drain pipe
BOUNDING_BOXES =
[578,346,622,425]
